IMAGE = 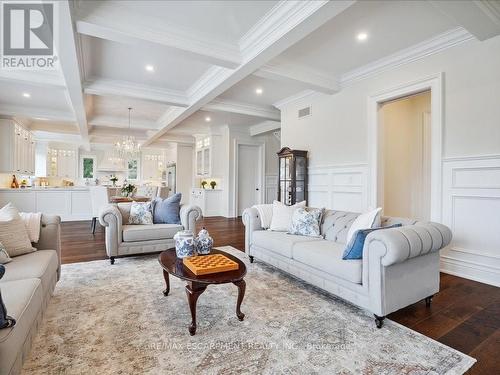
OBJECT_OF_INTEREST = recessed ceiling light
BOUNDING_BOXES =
[22,92,31,98]
[145,64,155,72]
[356,32,368,42]
[255,88,263,95]
[205,116,211,122]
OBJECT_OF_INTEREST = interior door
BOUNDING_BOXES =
[237,144,261,216]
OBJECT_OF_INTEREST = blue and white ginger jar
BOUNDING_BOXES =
[173,230,195,258]
[196,227,213,255]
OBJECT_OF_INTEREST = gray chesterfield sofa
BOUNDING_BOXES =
[0,215,61,375]
[99,202,202,264]
[243,206,452,328]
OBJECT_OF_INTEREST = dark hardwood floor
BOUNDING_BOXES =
[61,218,499,374]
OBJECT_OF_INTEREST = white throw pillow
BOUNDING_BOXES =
[252,204,273,229]
[128,202,153,225]
[0,203,36,257]
[269,200,306,232]
[346,207,382,245]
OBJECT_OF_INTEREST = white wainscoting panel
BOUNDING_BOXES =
[265,174,277,204]
[441,155,500,287]
[308,164,368,212]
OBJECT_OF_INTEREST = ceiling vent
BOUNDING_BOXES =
[298,106,312,119]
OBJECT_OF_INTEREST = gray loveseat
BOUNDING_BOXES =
[0,215,61,375]
[99,202,202,264]
[243,207,452,328]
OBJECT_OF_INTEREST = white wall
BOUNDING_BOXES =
[176,144,193,204]
[280,35,500,286]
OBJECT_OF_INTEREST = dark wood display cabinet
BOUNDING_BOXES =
[277,147,308,205]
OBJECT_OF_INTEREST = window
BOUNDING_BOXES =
[128,159,138,180]
[81,156,95,179]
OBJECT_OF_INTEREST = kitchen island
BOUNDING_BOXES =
[0,187,92,221]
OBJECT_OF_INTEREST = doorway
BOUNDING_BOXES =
[378,91,431,220]
[237,144,262,216]
[367,73,443,222]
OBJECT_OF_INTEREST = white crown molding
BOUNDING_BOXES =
[0,69,66,89]
[89,125,150,139]
[0,105,76,122]
[83,78,189,108]
[203,99,280,121]
[340,27,475,86]
[185,66,232,101]
[255,59,339,94]
[249,120,281,137]
[273,90,317,109]
[74,6,241,69]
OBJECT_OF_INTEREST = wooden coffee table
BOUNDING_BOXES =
[158,248,247,335]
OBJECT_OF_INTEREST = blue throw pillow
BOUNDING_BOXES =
[152,193,182,224]
[342,224,402,260]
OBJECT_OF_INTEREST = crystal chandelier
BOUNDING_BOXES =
[114,107,140,160]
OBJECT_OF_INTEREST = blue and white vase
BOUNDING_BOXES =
[196,227,213,255]
[173,230,195,258]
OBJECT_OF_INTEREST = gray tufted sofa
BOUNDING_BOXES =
[242,206,452,328]
[0,215,61,375]
[99,202,202,264]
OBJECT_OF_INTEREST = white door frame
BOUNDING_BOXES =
[233,140,266,217]
[367,73,443,222]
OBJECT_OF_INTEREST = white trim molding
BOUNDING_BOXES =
[440,154,500,287]
[341,27,474,85]
[367,73,443,222]
[308,163,369,212]
[203,99,280,121]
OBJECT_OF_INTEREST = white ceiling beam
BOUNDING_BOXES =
[143,0,355,146]
[154,134,195,144]
[89,126,149,139]
[430,0,500,41]
[74,14,241,69]
[0,105,76,122]
[203,99,280,121]
[254,62,339,94]
[83,79,189,108]
[88,115,158,131]
[249,120,281,137]
[59,1,89,149]
[0,70,66,89]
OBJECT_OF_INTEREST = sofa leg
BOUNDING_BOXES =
[249,256,254,263]
[425,295,433,307]
[110,256,115,265]
[374,315,385,329]
[91,217,97,234]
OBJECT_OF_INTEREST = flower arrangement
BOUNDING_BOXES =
[121,183,136,197]
[210,181,217,189]
[201,180,208,189]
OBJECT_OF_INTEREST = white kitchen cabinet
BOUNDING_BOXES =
[190,188,222,217]
[195,135,223,177]
[141,149,167,180]
[0,119,35,175]
[46,147,77,178]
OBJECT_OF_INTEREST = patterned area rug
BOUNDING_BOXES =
[23,246,475,374]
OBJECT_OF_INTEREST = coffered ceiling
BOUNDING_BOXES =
[1,0,499,149]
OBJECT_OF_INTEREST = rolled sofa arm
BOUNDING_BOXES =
[242,207,263,254]
[37,214,62,279]
[364,222,452,266]
[99,204,122,257]
[180,204,202,231]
